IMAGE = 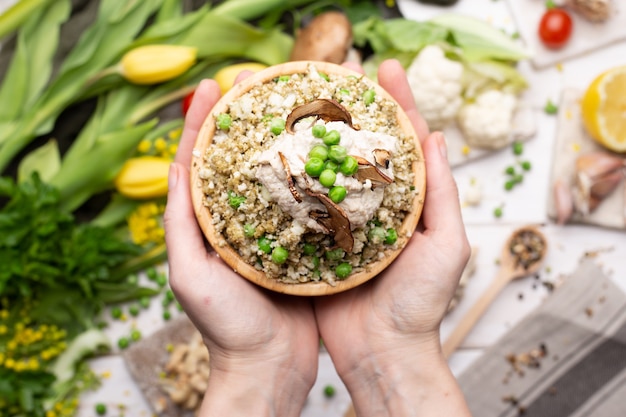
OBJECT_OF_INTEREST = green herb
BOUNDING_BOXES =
[228,191,246,209]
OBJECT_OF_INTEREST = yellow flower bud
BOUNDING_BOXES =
[120,45,198,85]
[213,62,268,95]
[115,156,171,199]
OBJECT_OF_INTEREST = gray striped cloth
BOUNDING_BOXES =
[458,259,626,417]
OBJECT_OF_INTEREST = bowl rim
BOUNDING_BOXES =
[190,60,426,296]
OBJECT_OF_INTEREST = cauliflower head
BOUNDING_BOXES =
[457,89,518,150]
[406,45,464,130]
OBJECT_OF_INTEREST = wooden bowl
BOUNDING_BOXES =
[190,61,425,296]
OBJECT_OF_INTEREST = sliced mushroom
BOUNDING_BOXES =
[278,152,303,203]
[373,149,391,169]
[285,99,358,134]
[352,155,393,187]
[289,11,353,64]
[304,188,354,252]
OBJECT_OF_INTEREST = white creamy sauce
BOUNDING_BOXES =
[253,121,397,233]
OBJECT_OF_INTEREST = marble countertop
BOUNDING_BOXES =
[2,0,624,415]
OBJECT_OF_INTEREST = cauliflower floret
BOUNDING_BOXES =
[457,89,518,150]
[406,45,464,130]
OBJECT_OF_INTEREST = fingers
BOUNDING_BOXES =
[420,132,464,235]
[175,79,221,168]
[163,162,208,273]
[342,61,365,74]
[377,59,430,143]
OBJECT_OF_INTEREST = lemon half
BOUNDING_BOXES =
[581,66,626,153]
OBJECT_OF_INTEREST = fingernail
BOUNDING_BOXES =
[168,163,178,190]
[434,132,448,159]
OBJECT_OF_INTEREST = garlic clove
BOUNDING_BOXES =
[553,178,574,224]
[575,151,624,181]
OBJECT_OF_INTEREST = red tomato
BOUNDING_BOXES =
[181,91,195,115]
[538,8,573,49]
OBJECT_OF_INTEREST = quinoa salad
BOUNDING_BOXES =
[193,63,423,286]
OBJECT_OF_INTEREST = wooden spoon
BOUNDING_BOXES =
[441,225,547,358]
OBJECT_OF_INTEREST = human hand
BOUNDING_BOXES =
[164,79,319,417]
[315,60,471,416]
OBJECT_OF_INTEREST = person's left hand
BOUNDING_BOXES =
[164,79,319,416]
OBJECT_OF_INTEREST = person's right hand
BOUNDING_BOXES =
[314,59,472,417]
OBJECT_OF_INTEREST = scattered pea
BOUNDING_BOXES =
[309,144,329,161]
[323,130,341,146]
[312,124,327,138]
[328,145,347,164]
[129,305,140,317]
[363,89,376,105]
[504,180,515,191]
[216,113,232,131]
[146,267,158,281]
[312,256,320,268]
[118,337,130,350]
[335,263,353,279]
[494,206,503,218]
[95,403,107,415]
[270,117,285,135]
[303,243,317,256]
[163,310,172,321]
[544,99,558,115]
[329,186,347,203]
[156,273,168,288]
[319,169,337,188]
[271,246,289,264]
[139,296,151,309]
[339,156,358,176]
[520,160,532,171]
[512,141,524,156]
[385,228,398,245]
[504,166,516,175]
[111,307,122,320]
[305,157,325,177]
[130,329,141,342]
[126,274,138,285]
[258,236,273,254]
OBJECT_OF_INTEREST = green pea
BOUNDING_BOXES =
[258,236,273,254]
[271,247,289,264]
[512,140,524,156]
[504,180,515,191]
[130,329,141,342]
[312,124,327,138]
[325,248,344,261]
[335,263,353,279]
[324,384,336,398]
[504,166,516,175]
[118,337,130,349]
[165,289,175,302]
[156,273,168,288]
[312,256,320,268]
[328,145,347,164]
[163,310,172,321]
[324,160,339,172]
[305,157,325,177]
[111,307,122,320]
[368,226,387,244]
[126,274,139,285]
[129,305,140,317]
[244,224,256,237]
[146,267,158,281]
[319,169,336,188]
[323,130,341,146]
[228,191,246,209]
[278,75,291,82]
[513,174,524,184]
[385,228,398,245]
[216,113,232,131]
[270,117,285,135]
[308,145,329,161]
[95,403,107,415]
[329,186,347,203]
[494,206,503,218]
[363,89,376,105]
[339,156,358,176]
[303,243,317,256]
[521,160,532,171]
[139,296,151,309]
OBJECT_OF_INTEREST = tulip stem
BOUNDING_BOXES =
[129,84,197,125]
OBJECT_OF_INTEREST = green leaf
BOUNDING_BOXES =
[430,14,529,62]
[0,0,55,40]
[17,139,62,184]
[383,19,448,52]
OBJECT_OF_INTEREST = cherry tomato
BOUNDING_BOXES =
[538,8,573,49]
[181,91,195,115]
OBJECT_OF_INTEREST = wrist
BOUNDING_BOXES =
[339,337,469,417]
[199,355,315,417]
